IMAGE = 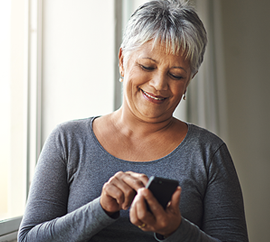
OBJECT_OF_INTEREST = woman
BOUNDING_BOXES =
[18,0,249,241]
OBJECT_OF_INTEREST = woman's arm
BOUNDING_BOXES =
[165,144,248,242]
[131,144,248,242]
[18,127,117,242]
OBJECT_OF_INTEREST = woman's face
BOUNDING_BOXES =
[119,40,194,123]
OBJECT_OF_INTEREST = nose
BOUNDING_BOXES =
[149,72,168,91]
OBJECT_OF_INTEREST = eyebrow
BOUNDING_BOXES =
[142,57,187,73]
[171,66,187,73]
[142,57,158,63]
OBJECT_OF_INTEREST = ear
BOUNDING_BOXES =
[118,48,124,76]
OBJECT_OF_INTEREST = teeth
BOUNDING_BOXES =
[142,90,165,100]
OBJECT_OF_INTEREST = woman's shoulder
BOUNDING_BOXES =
[179,124,232,171]
[45,117,97,145]
[55,116,96,133]
[185,123,225,148]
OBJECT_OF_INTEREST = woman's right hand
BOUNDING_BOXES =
[100,171,149,217]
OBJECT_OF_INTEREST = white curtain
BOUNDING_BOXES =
[186,0,228,140]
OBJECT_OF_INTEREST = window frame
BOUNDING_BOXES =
[0,217,22,239]
[0,0,119,240]
[0,0,42,240]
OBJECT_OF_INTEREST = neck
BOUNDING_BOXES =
[111,106,175,138]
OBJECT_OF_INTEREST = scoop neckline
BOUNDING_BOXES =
[89,116,192,164]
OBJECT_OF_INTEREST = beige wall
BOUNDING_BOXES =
[221,1,270,241]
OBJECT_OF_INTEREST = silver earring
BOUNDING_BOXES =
[183,93,186,100]
[119,73,124,83]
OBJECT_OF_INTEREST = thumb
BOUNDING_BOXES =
[167,186,181,211]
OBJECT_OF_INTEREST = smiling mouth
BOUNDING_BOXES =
[141,89,166,101]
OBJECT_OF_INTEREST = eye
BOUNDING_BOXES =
[140,65,155,71]
[170,73,183,80]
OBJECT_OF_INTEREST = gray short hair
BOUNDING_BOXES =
[120,0,207,74]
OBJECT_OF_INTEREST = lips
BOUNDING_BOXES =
[141,89,166,101]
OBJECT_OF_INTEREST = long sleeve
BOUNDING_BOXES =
[155,218,220,242]
[18,126,117,242]
[155,143,248,242]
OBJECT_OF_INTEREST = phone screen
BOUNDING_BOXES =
[145,176,179,210]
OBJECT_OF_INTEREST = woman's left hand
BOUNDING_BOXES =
[129,186,182,238]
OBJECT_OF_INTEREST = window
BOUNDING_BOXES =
[0,0,116,240]
[0,0,28,223]
[0,0,39,239]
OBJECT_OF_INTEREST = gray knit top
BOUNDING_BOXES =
[18,117,248,242]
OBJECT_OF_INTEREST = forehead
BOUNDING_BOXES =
[134,40,191,67]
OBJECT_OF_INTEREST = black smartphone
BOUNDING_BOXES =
[145,176,179,211]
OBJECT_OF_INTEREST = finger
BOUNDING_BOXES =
[139,188,182,236]
[140,188,165,217]
[133,189,149,218]
[129,194,140,226]
[125,171,149,186]
[109,174,137,209]
[136,189,157,223]
[170,187,181,207]
[130,189,154,230]
[100,182,124,212]
[123,172,149,190]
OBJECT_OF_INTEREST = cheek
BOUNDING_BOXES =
[171,83,186,96]
[123,76,140,99]
[124,70,147,90]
